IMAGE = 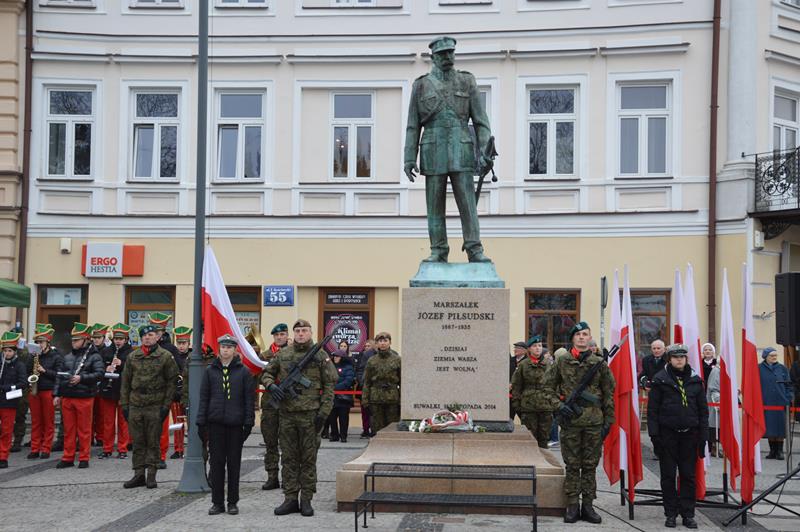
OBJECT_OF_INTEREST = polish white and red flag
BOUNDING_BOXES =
[718,267,742,492]
[201,245,266,375]
[682,263,707,499]
[603,267,643,500]
[740,263,765,503]
[672,269,684,344]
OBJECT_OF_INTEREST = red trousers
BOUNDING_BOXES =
[29,390,55,454]
[0,407,15,461]
[62,397,93,462]
[159,402,185,458]
[93,395,104,442]
[99,397,129,453]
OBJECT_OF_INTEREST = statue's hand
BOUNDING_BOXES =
[479,154,494,175]
[404,163,419,183]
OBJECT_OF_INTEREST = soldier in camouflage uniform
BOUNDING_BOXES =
[120,324,179,490]
[260,319,336,517]
[361,332,401,433]
[545,321,615,525]
[511,335,553,449]
[259,322,288,491]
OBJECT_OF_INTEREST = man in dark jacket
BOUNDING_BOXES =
[638,339,666,389]
[27,324,63,459]
[509,340,529,421]
[198,334,255,516]
[168,326,191,460]
[54,323,105,469]
[97,323,133,459]
[647,343,708,529]
[355,339,375,438]
[0,331,28,468]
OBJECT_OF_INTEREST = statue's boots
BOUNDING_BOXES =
[467,251,492,263]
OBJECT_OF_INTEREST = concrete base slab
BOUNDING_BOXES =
[336,424,566,514]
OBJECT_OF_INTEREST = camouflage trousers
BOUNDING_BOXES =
[278,410,321,501]
[260,406,280,475]
[519,411,553,449]
[370,403,400,433]
[128,407,164,471]
[14,390,29,443]
[561,425,603,504]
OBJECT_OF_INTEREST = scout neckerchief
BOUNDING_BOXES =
[222,363,231,400]
[671,366,689,407]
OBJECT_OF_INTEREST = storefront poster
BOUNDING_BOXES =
[47,287,83,306]
[235,311,260,337]
[128,310,174,345]
[323,311,369,355]
[325,292,369,306]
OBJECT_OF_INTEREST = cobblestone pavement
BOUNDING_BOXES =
[1,418,798,531]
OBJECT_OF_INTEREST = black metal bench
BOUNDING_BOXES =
[354,462,537,532]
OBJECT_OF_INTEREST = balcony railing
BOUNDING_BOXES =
[754,147,800,214]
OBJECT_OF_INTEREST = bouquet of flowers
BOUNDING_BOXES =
[407,405,486,433]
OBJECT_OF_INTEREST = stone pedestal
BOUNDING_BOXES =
[335,426,566,515]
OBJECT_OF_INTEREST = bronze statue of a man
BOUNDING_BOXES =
[404,36,493,264]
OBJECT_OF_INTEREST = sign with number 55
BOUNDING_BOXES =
[263,285,294,307]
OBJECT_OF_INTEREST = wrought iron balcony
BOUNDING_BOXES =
[753,147,800,239]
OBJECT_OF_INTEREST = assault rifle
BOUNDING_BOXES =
[555,333,629,428]
[267,334,334,409]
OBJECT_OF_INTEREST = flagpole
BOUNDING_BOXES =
[177,0,209,494]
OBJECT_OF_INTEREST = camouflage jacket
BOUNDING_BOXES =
[361,349,401,405]
[259,341,336,417]
[120,345,179,411]
[545,348,615,428]
[181,351,215,408]
[511,356,553,413]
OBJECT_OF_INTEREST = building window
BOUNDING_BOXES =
[773,91,799,152]
[215,92,265,180]
[131,91,180,180]
[528,87,577,178]
[525,290,580,354]
[36,285,88,354]
[331,93,373,179]
[125,286,175,343]
[130,0,184,7]
[626,290,670,361]
[216,0,267,6]
[45,88,95,178]
[227,286,261,336]
[617,83,670,176]
[39,0,96,6]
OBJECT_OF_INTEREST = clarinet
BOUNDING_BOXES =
[68,349,88,387]
[102,346,121,392]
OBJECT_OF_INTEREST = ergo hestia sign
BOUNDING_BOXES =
[85,243,123,278]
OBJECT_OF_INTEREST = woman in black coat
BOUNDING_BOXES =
[647,343,709,530]
[197,334,255,516]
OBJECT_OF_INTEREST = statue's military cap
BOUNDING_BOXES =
[429,36,457,54]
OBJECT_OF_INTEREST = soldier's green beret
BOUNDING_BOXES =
[666,343,689,357]
[429,36,457,54]
[270,323,288,335]
[138,324,158,338]
[218,334,238,347]
[526,335,543,347]
[569,321,590,338]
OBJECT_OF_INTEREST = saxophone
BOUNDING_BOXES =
[28,352,41,396]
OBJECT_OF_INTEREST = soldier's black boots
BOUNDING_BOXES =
[581,502,602,524]
[300,499,314,517]
[564,504,580,523]
[682,517,698,529]
[262,474,280,490]
[227,503,239,515]
[664,516,677,528]
[124,471,146,489]
[274,498,300,515]
[208,504,224,516]
[146,467,158,489]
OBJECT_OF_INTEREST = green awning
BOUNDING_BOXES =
[0,279,30,308]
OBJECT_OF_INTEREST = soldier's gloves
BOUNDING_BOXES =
[122,408,129,422]
[159,406,170,422]
[242,424,253,440]
[651,436,663,457]
[697,440,706,459]
[197,424,208,443]
[314,414,326,433]
[268,384,285,401]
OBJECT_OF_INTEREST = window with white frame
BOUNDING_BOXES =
[45,88,95,178]
[528,87,577,178]
[331,93,373,179]
[130,0,184,7]
[216,92,265,180]
[617,83,670,176]
[773,91,799,152]
[39,0,96,7]
[216,0,267,6]
[131,91,179,180]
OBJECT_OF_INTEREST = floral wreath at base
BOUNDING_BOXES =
[407,405,487,433]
